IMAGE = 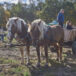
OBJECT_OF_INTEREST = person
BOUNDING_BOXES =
[66,20,73,30]
[0,26,4,42]
[57,9,64,27]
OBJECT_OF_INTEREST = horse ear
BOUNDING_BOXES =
[38,21,41,26]
[14,18,18,23]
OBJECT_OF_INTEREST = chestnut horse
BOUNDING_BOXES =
[28,19,64,66]
[6,17,31,65]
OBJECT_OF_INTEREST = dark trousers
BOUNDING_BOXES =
[0,34,4,41]
[59,22,63,28]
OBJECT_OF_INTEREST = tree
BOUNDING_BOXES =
[4,10,10,22]
[3,0,76,25]
[37,0,61,23]
[61,1,76,24]
[0,6,6,26]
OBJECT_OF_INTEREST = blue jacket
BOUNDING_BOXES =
[57,12,64,23]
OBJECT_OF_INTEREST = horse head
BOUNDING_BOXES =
[6,18,17,44]
[6,17,31,45]
[28,19,47,46]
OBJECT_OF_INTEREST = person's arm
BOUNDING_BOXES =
[57,13,62,22]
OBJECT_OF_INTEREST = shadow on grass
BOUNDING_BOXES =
[27,49,76,76]
[27,59,67,76]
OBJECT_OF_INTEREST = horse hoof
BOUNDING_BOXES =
[60,60,63,63]
[45,63,48,67]
[26,62,31,66]
[36,63,41,67]
[56,58,61,62]
[56,58,58,61]
[21,62,24,65]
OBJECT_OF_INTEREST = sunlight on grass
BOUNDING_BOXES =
[0,58,18,64]
[0,58,30,76]
[4,31,17,44]
[44,73,55,76]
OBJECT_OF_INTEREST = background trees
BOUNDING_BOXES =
[0,0,76,27]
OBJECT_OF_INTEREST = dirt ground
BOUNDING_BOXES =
[0,45,76,76]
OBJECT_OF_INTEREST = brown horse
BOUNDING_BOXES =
[28,19,64,66]
[6,17,31,65]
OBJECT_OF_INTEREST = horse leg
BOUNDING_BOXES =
[26,45,30,65]
[60,46,62,61]
[44,45,48,66]
[57,44,62,62]
[55,43,60,62]
[40,47,45,59]
[36,46,41,67]
[20,47,24,64]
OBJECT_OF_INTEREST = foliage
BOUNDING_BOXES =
[0,6,6,26]
[0,57,30,76]
[36,0,76,24]
[1,0,76,27]
[37,0,61,23]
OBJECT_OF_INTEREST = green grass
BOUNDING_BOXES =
[0,31,76,76]
[3,31,17,43]
[0,57,30,76]
[0,58,18,64]
[4,35,17,43]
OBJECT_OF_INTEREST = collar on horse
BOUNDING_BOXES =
[18,34,28,39]
[18,33,32,42]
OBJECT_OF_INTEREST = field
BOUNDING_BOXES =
[0,39,76,76]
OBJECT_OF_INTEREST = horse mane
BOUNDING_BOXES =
[6,17,27,32]
[31,19,48,39]
[32,19,47,28]
[6,17,18,28]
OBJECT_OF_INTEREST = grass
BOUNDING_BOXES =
[0,58,18,64]
[0,57,30,76]
[0,50,76,76]
[4,34,17,43]
[0,31,76,76]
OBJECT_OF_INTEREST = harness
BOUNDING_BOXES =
[17,32,32,42]
[44,26,52,40]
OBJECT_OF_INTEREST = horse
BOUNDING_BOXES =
[6,17,31,65]
[28,19,64,66]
